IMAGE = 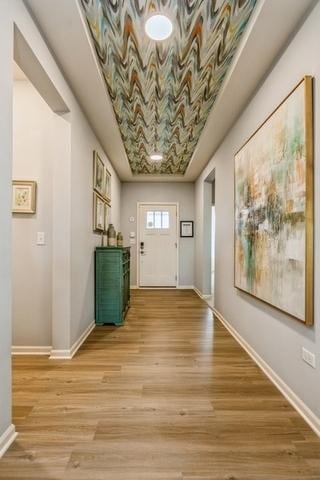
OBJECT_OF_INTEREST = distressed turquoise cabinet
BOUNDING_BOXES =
[95,247,130,325]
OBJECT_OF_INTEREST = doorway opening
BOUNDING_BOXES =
[137,202,179,287]
[203,171,215,308]
[11,26,71,359]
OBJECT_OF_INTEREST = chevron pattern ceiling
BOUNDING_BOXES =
[81,0,257,175]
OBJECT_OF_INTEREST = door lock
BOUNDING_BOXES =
[140,241,146,255]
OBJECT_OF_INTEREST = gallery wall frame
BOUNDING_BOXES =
[104,167,111,204]
[12,180,37,214]
[104,202,111,233]
[93,151,105,198]
[234,76,314,326]
[93,191,105,232]
[93,150,112,234]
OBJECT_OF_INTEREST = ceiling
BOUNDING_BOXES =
[25,0,316,182]
[80,0,257,176]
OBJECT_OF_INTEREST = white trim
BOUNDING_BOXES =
[0,424,17,458]
[50,321,95,360]
[12,346,52,355]
[137,202,179,288]
[130,285,139,289]
[177,285,194,290]
[193,286,211,299]
[213,307,320,438]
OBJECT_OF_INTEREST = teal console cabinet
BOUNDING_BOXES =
[95,247,130,325]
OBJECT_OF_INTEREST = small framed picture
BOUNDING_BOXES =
[93,151,105,197]
[104,168,111,204]
[93,192,105,232]
[12,180,37,214]
[180,220,194,238]
[104,203,111,232]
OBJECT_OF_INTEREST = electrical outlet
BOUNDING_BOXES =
[302,347,316,368]
[37,232,45,246]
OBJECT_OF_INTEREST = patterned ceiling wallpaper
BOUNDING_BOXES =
[81,0,257,175]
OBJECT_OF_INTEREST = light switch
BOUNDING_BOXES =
[37,232,45,245]
[129,238,136,245]
[130,231,135,238]
[129,216,135,223]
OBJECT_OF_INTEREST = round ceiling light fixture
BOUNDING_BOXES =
[150,153,163,161]
[145,14,173,41]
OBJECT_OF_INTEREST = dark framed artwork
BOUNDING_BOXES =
[234,76,314,325]
[180,221,194,238]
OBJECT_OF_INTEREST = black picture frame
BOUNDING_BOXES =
[180,221,194,238]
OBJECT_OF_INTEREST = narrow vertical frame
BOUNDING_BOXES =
[304,76,314,326]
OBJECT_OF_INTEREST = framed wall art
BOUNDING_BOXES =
[104,167,111,204]
[180,221,194,238]
[104,202,111,232]
[234,76,313,325]
[93,192,105,232]
[93,151,105,197]
[12,180,37,214]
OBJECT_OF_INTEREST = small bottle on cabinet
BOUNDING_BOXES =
[117,232,123,247]
[107,224,116,247]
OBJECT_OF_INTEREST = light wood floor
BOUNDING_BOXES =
[1,289,320,479]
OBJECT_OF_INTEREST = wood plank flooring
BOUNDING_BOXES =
[1,289,320,479]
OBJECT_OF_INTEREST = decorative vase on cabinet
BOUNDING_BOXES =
[95,247,130,325]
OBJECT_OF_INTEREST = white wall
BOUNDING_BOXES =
[12,80,54,347]
[121,182,195,287]
[195,3,320,419]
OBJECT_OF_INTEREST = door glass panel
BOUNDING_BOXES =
[146,211,154,229]
[162,211,170,229]
[146,210,170,229]
[154,211,162,228]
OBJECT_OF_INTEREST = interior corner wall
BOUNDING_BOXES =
[7,0,121,356]
[121,182,195,287]
[0,0,13,440]
[70,113,121,345]
[12,79,55,347]
[195,2,320,419]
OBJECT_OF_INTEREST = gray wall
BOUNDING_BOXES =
[0,0,123,441]
[0,0,13,439]
[121,182,195,287]
[195,3,320,418]
[12,80,54,347]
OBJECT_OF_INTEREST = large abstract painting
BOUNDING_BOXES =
[234,77,313,325]
[81,0,257,175]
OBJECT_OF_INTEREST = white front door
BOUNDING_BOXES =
[139,204,177,287]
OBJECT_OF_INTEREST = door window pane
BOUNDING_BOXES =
[146,210,170,229]
[162,211,170,229]
[146,211,154,228]
[154,211,162,228]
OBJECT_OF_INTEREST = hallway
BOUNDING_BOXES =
[1,290,320,479]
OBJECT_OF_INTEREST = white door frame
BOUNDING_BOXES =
[136,202,179,288]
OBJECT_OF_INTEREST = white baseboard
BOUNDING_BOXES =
[0,424,17,458]
[132,285,195,290]
[50,321,95,360]
[12,346,52,355]
[193,287,211,300]
[213,307,320,438]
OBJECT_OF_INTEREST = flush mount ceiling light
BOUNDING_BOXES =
[150,153,163,161]
[145,14,173,41]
